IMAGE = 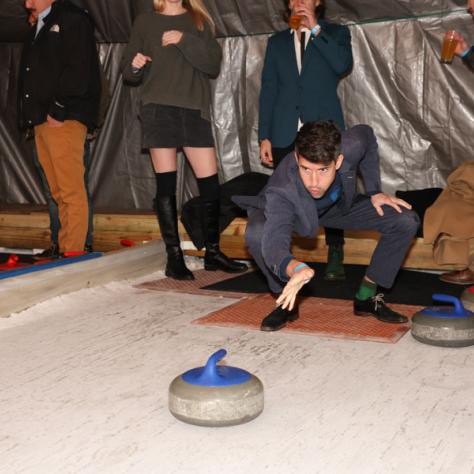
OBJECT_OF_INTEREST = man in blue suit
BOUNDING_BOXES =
[236,121,419,331]
[258,0,353,281]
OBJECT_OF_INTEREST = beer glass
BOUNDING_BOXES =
[440,30,458,63]
[288,14,303,30]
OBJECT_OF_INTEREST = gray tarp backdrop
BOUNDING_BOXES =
[0,0,473,210]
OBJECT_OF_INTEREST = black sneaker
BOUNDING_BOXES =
[260,305,299,332]
[354,294,408,324]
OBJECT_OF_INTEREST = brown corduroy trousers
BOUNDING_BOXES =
[34,120,88,253]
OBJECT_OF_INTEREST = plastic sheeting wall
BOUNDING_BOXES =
[0,0,473,210]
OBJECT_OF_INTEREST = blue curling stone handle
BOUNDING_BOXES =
[419,294,474,319]
[181,349,252,387]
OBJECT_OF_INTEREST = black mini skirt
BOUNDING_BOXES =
[140,103,214,149]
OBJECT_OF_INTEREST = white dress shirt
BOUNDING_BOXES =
[291,28,311,130]
[35,5,52,37]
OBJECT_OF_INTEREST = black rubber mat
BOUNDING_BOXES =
[202,263,466,307]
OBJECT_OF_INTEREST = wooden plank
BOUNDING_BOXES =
[0,210,451,270]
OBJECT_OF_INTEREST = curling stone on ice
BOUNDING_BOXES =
[461,286,474,312]
[168,349,264,427]
[411,294,474,347]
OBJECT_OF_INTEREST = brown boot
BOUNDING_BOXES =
[439,268,474,285]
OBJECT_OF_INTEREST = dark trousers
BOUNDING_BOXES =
[32,139,93,248]
[272,143,345,247]
[245,195,420,294]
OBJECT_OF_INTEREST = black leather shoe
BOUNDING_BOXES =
[204,244,247,273]
[260,305,299,331]
[34,242,60,260]
[166,246,195,280]
[354,294,408,324]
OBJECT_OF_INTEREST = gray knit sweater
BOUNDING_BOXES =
[121,12,222,121]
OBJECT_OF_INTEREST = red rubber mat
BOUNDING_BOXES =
[135,269,255,299]
[192,294,421,343]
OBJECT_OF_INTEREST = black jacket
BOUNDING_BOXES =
[18,0,101,130]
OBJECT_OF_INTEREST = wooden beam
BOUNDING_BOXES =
[0,208,451,270]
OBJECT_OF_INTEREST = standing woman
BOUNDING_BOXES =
[122,0,246,280]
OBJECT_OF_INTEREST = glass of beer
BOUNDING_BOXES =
[288,14,303,30]
[440,30,458,63]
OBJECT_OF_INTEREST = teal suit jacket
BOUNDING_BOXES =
[258,20,353,148]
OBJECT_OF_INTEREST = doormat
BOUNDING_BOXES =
[135,269,256,299]
[192,293,420,343]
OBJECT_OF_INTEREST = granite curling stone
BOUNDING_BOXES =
[461,286,474,312]
[411,294,474,347]
[169,349,264,427]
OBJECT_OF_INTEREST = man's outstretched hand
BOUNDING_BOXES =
[370,193,412,217]
[276,265,315,311]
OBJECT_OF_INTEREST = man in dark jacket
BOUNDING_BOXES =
[235,121,419,331]
[258,0,353,282]
[19,0,101,254]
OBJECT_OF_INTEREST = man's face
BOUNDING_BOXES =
[469,0,474,17]
[296,153,344,199]
[25,0,53,15]
[288,0,320,15]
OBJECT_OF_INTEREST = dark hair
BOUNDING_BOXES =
[295,121,341,165]
[283,0,326,22]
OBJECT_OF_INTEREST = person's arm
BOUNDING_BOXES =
[461,46,474,72]
[49,12,98,122]
[307,24,353,76]
[174,23,222,78]
[258,38,278,143]
[453,31,474,72]
[348,125,382,195]
[260,189,299,282]
[121,16,146,84]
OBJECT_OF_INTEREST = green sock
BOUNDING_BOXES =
[355,278,377,301]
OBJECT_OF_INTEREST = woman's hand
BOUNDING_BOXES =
[162,30,184,46]
[132,53,152,70]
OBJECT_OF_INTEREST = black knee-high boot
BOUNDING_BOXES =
[155,195,194,280]
[203,199,247,273]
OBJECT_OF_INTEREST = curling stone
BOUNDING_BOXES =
[411,294,474,347]
[461,286,474,312]
[169,349,264,427]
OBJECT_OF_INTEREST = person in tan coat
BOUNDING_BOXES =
[424,161,474,285]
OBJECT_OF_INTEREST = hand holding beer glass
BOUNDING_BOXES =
[288,13,303,30]
[440,30,459,63]
[288,0,318,31]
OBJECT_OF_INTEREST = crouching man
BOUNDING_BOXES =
[235,121,419,331]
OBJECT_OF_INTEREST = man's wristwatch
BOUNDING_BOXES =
[310,25,321,37]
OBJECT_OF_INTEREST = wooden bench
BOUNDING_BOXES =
[0,206,450,270]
